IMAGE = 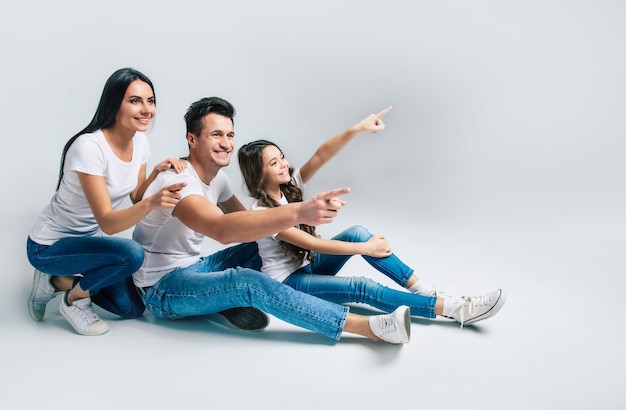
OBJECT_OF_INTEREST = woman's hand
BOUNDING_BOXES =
[153,157,187,173]
[146,182,187,210]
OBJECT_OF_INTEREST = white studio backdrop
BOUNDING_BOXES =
[1,1,625,409]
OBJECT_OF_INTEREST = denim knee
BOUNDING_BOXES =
[91,277,145,319]
[122,240,145,273]
[119,303,145,319]
[347,225,372,241]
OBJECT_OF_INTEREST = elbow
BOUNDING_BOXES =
[100,225,118,236]
[195,218,249,245]
[129,190,143,204]
[98,218,121,235]
[207,229,236,245]
[213,235,231,245]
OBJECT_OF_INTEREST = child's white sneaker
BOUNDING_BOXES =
[445,289,507,327]
[369,305,411,344]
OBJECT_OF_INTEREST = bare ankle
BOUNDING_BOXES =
[50,276,73,293]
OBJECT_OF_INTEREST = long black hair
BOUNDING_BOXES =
[238,139,318,265]
[56,68,155,190]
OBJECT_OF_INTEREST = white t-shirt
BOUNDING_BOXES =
[132,161,234,288]
[29,129,150,245]
[251,168,309,282]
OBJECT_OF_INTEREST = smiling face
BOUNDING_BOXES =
[261,144,291,191]
[188,113,235,173]
[115,79,155,133]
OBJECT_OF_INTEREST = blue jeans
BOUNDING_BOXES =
[282,225,437,318]
[140,243,349,340]
[26,236,145,318]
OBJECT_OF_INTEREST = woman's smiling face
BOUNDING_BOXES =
[115,79,156,133]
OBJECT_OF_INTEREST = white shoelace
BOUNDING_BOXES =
[455,293,491,328]
[72,299,100,325]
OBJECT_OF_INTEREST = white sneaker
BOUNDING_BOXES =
[446,289,507,327]
[369,305,411,344]
[27,269,62,322]
[59,292,109,336]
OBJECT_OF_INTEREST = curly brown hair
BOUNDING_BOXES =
[238,139,318,266]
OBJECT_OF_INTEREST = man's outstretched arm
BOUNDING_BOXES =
[173,187,350,244]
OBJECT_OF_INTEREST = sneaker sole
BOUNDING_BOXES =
[27,270,45,322]
[463,289,507,326]
[208,307,270,331]
[393,305,411,344]
[400,305,411,343]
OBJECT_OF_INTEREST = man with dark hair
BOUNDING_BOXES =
[130,96,411,344]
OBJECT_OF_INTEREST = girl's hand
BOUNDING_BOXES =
[361,234,392,258]
[154,158,187,174]
[354,106,392,134]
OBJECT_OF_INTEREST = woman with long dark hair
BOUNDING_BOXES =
[26,68,186,335]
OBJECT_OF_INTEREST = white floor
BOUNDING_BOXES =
[3,197,625,409]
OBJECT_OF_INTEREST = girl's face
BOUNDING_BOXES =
[261,145,291,189]
[115,79,156,133]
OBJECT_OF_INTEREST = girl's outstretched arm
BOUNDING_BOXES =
[299,106,392,184]
[277,226,392,258]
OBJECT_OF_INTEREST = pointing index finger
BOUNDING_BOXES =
[317,187,351,201]
[376,106,393,119]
